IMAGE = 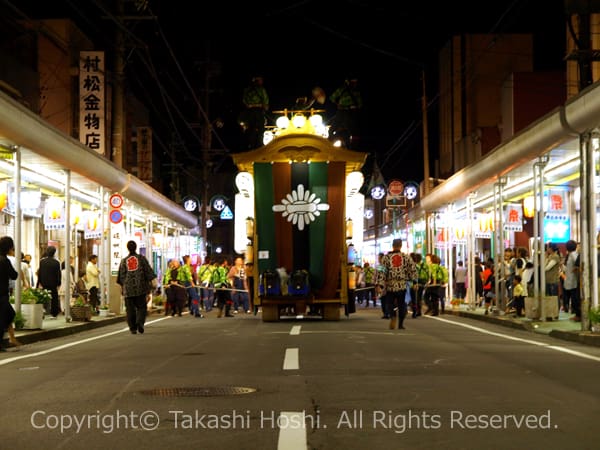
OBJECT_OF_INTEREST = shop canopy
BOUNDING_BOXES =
[413,79,600,216]
[0,90,197,229]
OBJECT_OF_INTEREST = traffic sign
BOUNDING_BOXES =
[220,205,233,220]
[388,179,404,196]
[109,193,124,209]
[109,209,123,224]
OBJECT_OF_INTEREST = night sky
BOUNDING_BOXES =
[4,0,567,185]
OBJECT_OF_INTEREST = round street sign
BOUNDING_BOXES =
[109,209,123,224]
[109,193,124,209]
[388,180,404,196]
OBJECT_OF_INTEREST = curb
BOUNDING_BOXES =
[8,316,127,346]
[445,309,532,331]
[444,310,600,347]
[6,308,167,346]
[548,329,600,347]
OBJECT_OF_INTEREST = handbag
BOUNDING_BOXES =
[405,283,412,304]
[151,278,159,289]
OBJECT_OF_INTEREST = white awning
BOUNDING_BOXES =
[413,79,600,215]
[0,90,197,229]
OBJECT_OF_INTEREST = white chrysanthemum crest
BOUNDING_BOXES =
[272,184,330,230]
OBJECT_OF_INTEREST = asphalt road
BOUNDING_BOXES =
[1,308,599,450]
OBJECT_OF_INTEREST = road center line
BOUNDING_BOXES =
[429,315,600,362]
[0,316,170,367]
[283,348,299,370]
[290,325,301,335]
[277,411,307,450]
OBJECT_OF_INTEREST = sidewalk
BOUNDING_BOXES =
[445,304,600,347]
[5,311,128,347]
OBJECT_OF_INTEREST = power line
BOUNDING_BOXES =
[146,4,229,152]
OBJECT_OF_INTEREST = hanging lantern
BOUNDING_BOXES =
[245,217,254,239]
[523,196,535,218]
[345,218,353,240]
[0,182,7,211]
[348,267,356,290]
[245,243,254,264]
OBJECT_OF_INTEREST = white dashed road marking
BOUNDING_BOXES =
[277,411,307,450]
[283,348,299,370]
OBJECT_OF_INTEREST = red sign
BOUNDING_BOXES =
[109,209,123,224]
[388,180,404,196]
[109,193,124,209]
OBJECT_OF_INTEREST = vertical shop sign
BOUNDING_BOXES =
[136,127,153,182]
[44,198,65,230]
[546,189,568,220]
[503,203,523,231]
[83,211,102,239]
[111,222,125,276]
[79,51,105,154]
[474,213,493,239]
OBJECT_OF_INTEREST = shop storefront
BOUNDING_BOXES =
[0,90,199,316]
[407,79,600,329]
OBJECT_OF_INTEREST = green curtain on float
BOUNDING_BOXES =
[253,161,345,299]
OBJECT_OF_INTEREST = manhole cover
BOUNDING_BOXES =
[140,386,257,397]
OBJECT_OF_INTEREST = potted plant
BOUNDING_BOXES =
[13,311,25,330]
[450,298,462,309]
[98,304,110,317]
[589,306,600,333]
[20,287,50,329]
[21,287,52,305]
[70,296,92,321]
[152,295,164,310]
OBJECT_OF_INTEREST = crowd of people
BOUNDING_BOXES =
[352,239,450,331]
[471,241,581,321]
[0,235,161,346]
[160,254,254,320]
[1,231,584,348]
[351,237,582,331]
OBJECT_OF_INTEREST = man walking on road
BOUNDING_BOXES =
[117,240,157,335]
[381,239,417,330]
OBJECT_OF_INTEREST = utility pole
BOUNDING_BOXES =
[108,0,154,166]
[565,0,597,91]
[421,68,430,197]
[166,136,182,202]
[421,68,432,254]
[201,46,211,258]
[112,0,125,168]
[196,42,223,258]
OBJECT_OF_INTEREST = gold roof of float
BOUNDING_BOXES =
[232,132,368,176]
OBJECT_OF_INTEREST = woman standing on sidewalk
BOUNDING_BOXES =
[0,236,21,351]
